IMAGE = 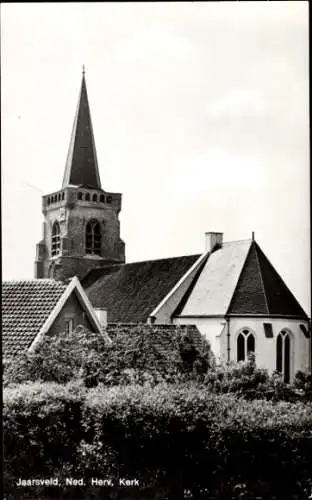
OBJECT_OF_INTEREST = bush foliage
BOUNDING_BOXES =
[4,326,311,404]
[205,353,312,402]
[3,324,215,387]
[3,325,312,498]
[3,381,312,499]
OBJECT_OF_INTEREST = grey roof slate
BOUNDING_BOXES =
[178,240,308,319]
[178,240,252,316]
[228,242,308,318]
[62,73,101,189]
[83,254,201,323]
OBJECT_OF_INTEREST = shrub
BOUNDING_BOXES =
[3,324,214,387]
[3,326,109,387]
[3,381,86,498]
[294,370,312,400]
[204,354,311,402]
[3,382,312,499]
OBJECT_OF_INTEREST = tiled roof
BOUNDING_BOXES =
[62,72,101,188]
[228,242,308,318]
[177,240,252,316]
[66,324,112,348]
[177,240,308,319]
[83,254,201,323]
[105,323,205,356]
[2,280,68,356]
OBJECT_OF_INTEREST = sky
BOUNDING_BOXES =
[1,2,310,314]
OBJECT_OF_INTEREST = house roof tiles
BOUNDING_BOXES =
[177,240,252,316]
[105,323,205,356]
[228,242,308,318]
[178,240,308,319]
[84,239,308,322]
[83,254,201,323]
[2,280,68,356]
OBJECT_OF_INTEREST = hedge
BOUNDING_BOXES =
[4,327,311,405]
[3,382,312,499]
[204,354,312,402]
[3,324,215,388]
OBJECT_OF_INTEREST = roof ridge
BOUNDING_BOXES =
[126,254,201,266]
[222,238,252,246]
[3,279,66,284]
[255,243,308,319]
[254,243,270,314]
[225,240,254,315]
[108,323,198,328]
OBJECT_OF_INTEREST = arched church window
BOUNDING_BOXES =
[107,195,112,204]
[78,192,83,200]
[47,197,50,206]
[62,192,65,200]
[86,220,101,255]
[58,193,61,201]
[276,330,291,383]
[51,221,61,256]
[237,329,255,362]
[85,193,90,201]
[92,194,98,202]
[100,194,105,203]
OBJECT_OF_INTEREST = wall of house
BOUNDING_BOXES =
[174,315,310,380]
[173,316,226,359]
[48,291,94,336]
[227,317,310,379]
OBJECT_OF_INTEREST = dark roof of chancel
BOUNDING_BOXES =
[108,240,308,321]
[62,72,101,189]
[228,242,308,319]
[2,280,68,356]
[83,254,201,323]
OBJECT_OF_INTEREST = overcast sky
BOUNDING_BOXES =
[1,2,310,313]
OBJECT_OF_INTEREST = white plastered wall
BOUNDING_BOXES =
[173,316,226,360]
[174,316,310,380]
[228,317,310,379]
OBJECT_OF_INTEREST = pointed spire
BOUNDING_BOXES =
[62,69,101,189]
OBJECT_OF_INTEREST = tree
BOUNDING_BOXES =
[4,324,214,387]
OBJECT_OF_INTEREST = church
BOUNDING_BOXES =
[34,70,310,383]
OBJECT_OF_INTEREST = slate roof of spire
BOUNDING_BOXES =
[62,70,102,189]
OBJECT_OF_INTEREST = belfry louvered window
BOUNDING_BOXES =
[276,330,291,383]
[86,220,101,255]
[51,221,61,256]
[237,329,255,362]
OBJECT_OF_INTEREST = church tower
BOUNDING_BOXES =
[35,68,125,281]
